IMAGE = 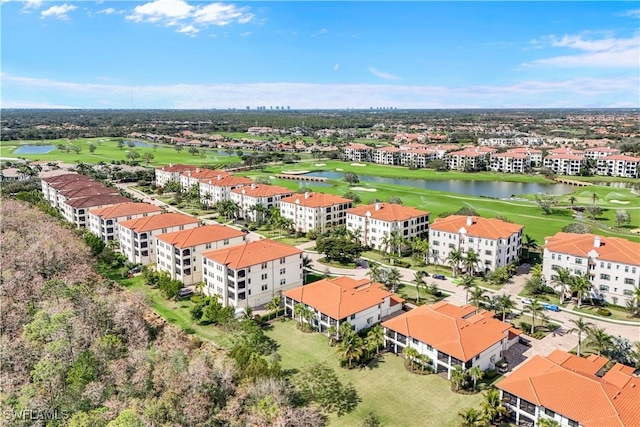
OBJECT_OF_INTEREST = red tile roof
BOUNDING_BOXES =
[156,224,245,249]
[58,185,119,199]
[181,169,229,180]
[202,239,302,269]
[600,154,640,162]
[65,194,131,209]
[280,192,352,208]
[232,184,295,198]
[156,164,200,173]
[284,276,399,320]
[41,172,84,183]
[89,202,163,218]
[200,175,254,187]
[544,232,640,266]
[430,215,523,240]
[382,301,512,362]
[119,213,199,232]
[497,350,640,427]
[347,203,429,222]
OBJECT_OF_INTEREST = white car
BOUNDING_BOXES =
[521,298,533,305]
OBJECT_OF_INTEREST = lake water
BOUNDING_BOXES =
[304,171,574,198]
[13,145,57,154]
[129,140,154,148]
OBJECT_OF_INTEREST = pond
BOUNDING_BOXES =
[13,145,56,154]
[127,140,154,148]
[304,171,574,198]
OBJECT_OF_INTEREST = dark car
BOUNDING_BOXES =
[519,337,532,347]
[432,274,446,280]
[177,288,194,299]
[240,228,250,233]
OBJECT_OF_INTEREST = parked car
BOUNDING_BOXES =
[497,362,509,374]
[432,274,446,280]
[519,337,532,347]
[240,228,250,233]
[129,266,141,274]
[521,298,533,305]
[177,288,194,298]
[542,303,560,312]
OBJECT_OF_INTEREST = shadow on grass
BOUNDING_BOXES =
[183,327,196,335]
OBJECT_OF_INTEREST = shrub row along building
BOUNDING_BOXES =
[341,143,640,177]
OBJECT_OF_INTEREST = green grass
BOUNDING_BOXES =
[265,320,484,427]
[573,304,640,323]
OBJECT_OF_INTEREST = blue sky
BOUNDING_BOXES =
[1,1,639,109]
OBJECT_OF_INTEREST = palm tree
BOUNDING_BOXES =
[553,267,572,304]
[450,365,467,392]
[411,237,429,264]
[537,417,561,427]
[568,195,576,209]
[384,267,402,293]
[402,346,419,370]
[379,232,392,255]
[587,327,613,356]
[496,294,515,321]
[194,281,205,296]
[413,271,427,304]
[570,272,592,308]
[469,286,489,308]
[481,388,507,425]
[366,325,385,355]
[567,317,594,357]
[458,408,483,427]
[468,366,484,391]
[368,261,383,283]
[293,303,314,332]
[523,298,544,334]
[458,276,476,304]
[302,255,313,284]
[326,324,338,346]
[338,333,364,368]
[447,249,463,277]
[252,203,268,225]
[522,234,538,262]
[265,295,282,319]
[591,192,598,206]
[463,249,480,277]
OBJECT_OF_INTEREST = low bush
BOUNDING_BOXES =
[597,308,612,317]
[532,331,546,340]
[519,322,532,332]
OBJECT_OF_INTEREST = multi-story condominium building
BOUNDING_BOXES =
[60,194,132,229]
[429,215,523,274]
[341,143,373,162]
[89,202,163,242]
[280,192,353,234]
[41,173,94,207]
[201,239,303,308]
[372,146,400,165]
[346,202,429,251]
[542,153,586,176]
[445,147,496,171]
[497,350,639,427]
[283,276,404,333]
[546,147,584,157]
[383,301,520,379]
[230,183,295,222]
[199,175,254,207]
[55,184,120,208]
[596,154,640,178]
[155,224,246,285]
[488,152,531,173]
[179,168,228,192]
[118,213,200,264]
[542,232,639,305]
[398,147,438,168]
[583,146,621,160]
[154,164,200,188]
[506,147,543,167]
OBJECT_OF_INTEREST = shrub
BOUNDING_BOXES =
[597,308,612,317]
[532,331,546,340]
[519,322,532,332]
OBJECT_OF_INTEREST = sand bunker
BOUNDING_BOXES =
[281,170,309,175]
[314,163,326,166]
[336,168,344,171]
[350,163,367,166]
[351,187,377,192]
[610,200,630,204]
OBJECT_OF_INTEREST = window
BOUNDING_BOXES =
[350,314,356,320]
[280,268,286,275]
[552,265,561,271]
[624,278,635,285]
[568,420,578,427]
[205,243,212,249]
[544,408,555,417]
[599,285,609,291]
[624,289,634,296]
[280,278,286,285]
[261,262,268,269]
[280,257,286,264]
[600,274,610,280]
[485,250,492,256]
[412,338,419,345]
[261,273,268,280]
[607,263,612,270]
[261,284,268,291]
[432,241,440,246]
[575,258,583,264]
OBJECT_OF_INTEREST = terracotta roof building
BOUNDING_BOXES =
[198,175,254,207]
[383,301,520,379]
[156,224,246,285]
[283,276,404,333]
[202,239,303,308]
[346,203,429,252]
[596,154,640,178]
[154,164,201,188]
[497,350,640,427]
[88,202,163,242]
[543,232,640,305]
[230,183,295,223]
[429,215,524,274]
[280,192,353,233]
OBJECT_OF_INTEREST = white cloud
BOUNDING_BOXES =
[334,63,340,71]
[97,7,119,15]
[177,25,199,36]
[4,73,637,109]
[1,100,75,109]
[311,28,328,37]
[621,9,640,18]
[240,31,252,37]
[21,0,42,11]
[126,0,253,35]
[368,67,400,81]
[41,4,76,19]
[523,34,640,68]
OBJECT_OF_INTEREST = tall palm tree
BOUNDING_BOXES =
[522,234,538,262]
[265,295,282,319]
[458,408,483,427]
[591,192,598,206]
[384,267,402,293]
[194,281,205,296]
[413,271,427,304]
[553,267,572,304]
[496,294,515,321]
[379,232,392,255]
[338,333,364,368]
[481,389,507,425]
[450,365,467,391]
[469,286,489,308]
[411,237,430,264]
[567,317,594,357]
[293,303,314,332]
[568,195,577,209]
[468,366,484,391]
[587,327,613,356]
[464,249,480,277]
[458,276,476,304]
[523,298,544,334]
[326,324,338,346]
[302,255,313,284]
[570,272,592,308]
[402,346,419,370]
[366,325,385,355]
[447,249,463,277]
[389,230,404,257]
[368,261,383,283]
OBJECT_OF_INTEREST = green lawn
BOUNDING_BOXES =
[573,304,640,323]
[265,320,484,427]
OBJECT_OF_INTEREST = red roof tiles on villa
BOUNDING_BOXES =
[202,239,302,269]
